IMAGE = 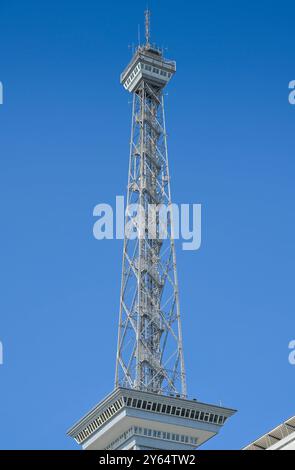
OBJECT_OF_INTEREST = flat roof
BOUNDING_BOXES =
[244,415,295,450]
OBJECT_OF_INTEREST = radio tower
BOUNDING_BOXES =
[68,11,236,451]
[115,8,186,399]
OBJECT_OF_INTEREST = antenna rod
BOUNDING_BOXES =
[145,9,150,46]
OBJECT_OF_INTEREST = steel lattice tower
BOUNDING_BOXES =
[115,10,186,398]
[68,11,236,450]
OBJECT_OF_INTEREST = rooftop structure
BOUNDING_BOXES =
[244,415,295,451]
[68,10,236,450]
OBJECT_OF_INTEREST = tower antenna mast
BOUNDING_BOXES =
[145,8,151,46]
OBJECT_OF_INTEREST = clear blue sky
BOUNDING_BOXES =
[0,0,294,450]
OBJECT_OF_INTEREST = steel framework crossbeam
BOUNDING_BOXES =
[115,75,187,398]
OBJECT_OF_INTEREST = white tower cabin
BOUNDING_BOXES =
[121,45,176,94]
[67,11,236,451]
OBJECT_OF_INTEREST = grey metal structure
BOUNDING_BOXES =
[115,10,186,398]
[67,11,236,450]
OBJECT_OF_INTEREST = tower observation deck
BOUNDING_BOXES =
[67,11,236,450]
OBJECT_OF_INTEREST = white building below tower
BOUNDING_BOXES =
[244,415,295,450]
[68,388,236,450]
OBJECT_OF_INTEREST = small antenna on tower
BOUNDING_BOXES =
[145,8,151,47]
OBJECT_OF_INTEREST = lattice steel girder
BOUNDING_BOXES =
[115,49,186,397]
